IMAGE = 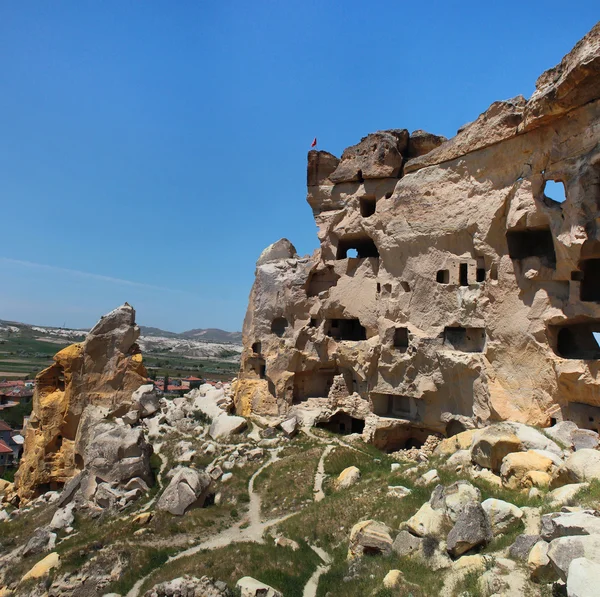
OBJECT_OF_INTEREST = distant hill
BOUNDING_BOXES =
[139,326,242,344]
[180,328,243,344]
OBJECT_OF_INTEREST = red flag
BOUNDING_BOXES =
[311,137,317,147]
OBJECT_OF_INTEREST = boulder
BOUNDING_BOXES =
[382,569,403,589]
[50,502,75,530]
[156,468,212,516]
[209,414,247,440]
[541,511,600,541]
[435,430,478,456]
[547,535,600,580]
[392,530,422,557]
[132,384,160,418]
[430,481,481,523]
[482,498,523,535]
[567,557,600,597]
[22,528,57,557]
[509,534,541,560]
[507,423,562,456]
[279,417,298,438]
[551,450,600,489]
[387,486,411,498]
[471,424,522,472]
[348,520,393,559]
[546,421,578,449]
[572,429,600,451]
[335,466,361,490]
[500,450,554,489]
[256,239,298,266]
[547,483,590,507]
[236,577,282,597]
[446,502,493,557]
[404,503,449,539]
[417,469,440,486]
[528,540,556,582]
[406,130,448,159]
[21,552,60,581]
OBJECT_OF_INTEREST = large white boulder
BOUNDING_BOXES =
[567,557,600,597]
[236,576,282,597]
[209,414,247,440]
[551,450,600,488]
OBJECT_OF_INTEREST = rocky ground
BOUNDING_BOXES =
[2,382,600,597]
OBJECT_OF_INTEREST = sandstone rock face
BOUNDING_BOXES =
[234,24,600,449]
[15,304,148,502]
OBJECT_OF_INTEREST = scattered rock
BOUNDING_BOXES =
[471,424,522,472]
[382,569,403,589]
[567,557,600,597]
[446,502,493,557]
[279,417,298,438]
[392,530,422,557]
[335,466,361,490]
[21,552,60,581]
[528,540,555,582]
[547,535,600,581]
[156,467,212,516]
[482,498,523,535]
[541,511,600,541]
[348,520,393,559]
[551,450,600,488]
[209,414,247,440]
[430,481,481,523]
[509,534,541,560]
[404,503,449,539]
[236,576,282,597]
[547,483,589,507]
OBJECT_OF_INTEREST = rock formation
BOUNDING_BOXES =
[15,304,148,502]
[234,23,600,451]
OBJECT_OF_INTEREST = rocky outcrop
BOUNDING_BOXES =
[15,304,148,502]
[234,23,600,451]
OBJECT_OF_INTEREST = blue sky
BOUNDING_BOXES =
[0,2,597,332]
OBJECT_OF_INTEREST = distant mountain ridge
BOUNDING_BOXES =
[139,326,242,344]
[1,320,242,345]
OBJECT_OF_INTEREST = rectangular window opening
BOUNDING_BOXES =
[506,228,556,269]
[459,263,468,286]
[359,197,376,217]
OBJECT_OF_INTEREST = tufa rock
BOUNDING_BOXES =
[233,24,600,453]
[348,520,393,559]
[15,304,147,502]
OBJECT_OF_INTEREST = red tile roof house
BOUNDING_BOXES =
[0,439,13,471]
[0,420,20,467]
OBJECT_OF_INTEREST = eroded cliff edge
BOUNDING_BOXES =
[234,23,600,451]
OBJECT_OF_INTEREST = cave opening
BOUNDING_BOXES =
[336,234,379,259]
[506,228,556,268]
[325,318,367,341]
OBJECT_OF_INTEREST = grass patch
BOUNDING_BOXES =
[572,479,600,510]
[254,447,321,516]
[140,541,319,597]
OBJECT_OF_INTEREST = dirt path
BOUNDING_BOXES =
[303,544,332,597]
[126,448,293,597]
[313,445,334,502]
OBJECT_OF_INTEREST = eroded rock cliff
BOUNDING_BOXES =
[15,304,148,501]
[235,23,600,451]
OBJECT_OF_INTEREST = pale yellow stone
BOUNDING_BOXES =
[501,450,553,489]
[132,512,153,525]
[335,466,361,489]
[21,552,60,581]
[383,570,403,588]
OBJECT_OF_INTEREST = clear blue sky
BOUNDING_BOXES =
[0,2,597,332]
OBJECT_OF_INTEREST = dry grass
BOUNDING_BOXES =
[254,446,322,516]
[139,540,320,597]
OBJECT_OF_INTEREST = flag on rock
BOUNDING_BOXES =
[311,137,317,147]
